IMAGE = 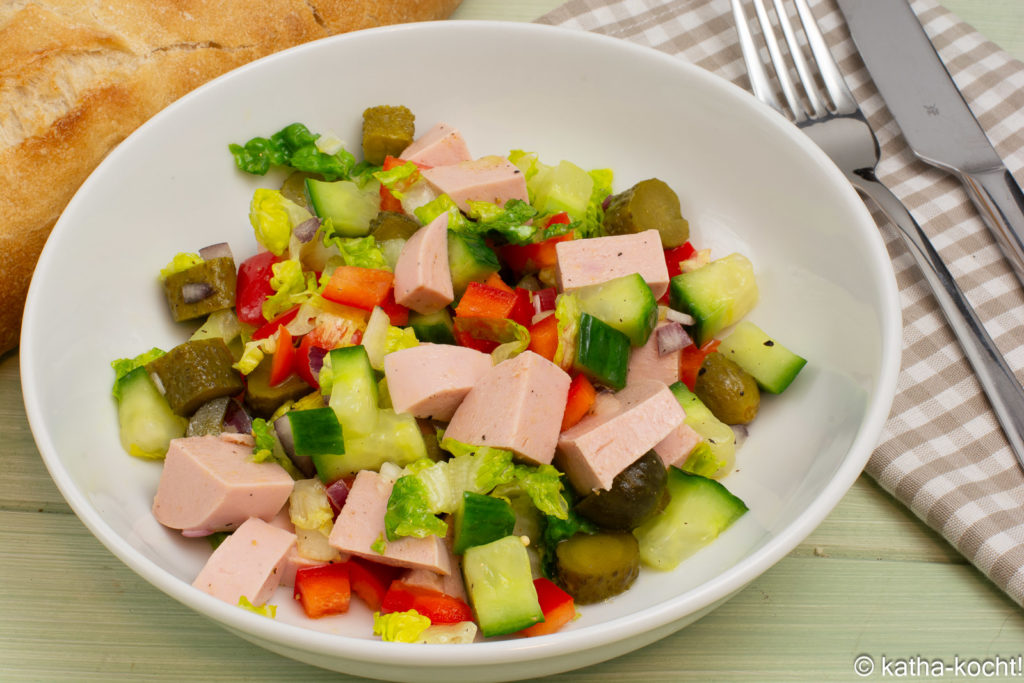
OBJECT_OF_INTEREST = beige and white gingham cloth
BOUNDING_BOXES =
[538,0,1024,605]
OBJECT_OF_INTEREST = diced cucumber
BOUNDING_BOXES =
[115,366,187,459]
[305,178,380,238]
[632,467,747,570]
[452,492,517,555]
[668,381,735,477]
[448,230,499,297]
[286,406,345,456]
[573,313,630,390]
[574,273,658,347]
[312,409,427,482]
[529,160,594,220]
[462,536,544,637]
[408,308,456,345]
[718,321,806,394]
[325,345,379,437]
[669,253,758,345]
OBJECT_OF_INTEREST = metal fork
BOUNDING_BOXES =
[731,0,1024,470]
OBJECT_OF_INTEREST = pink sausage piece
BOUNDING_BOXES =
[653,421,703,469]
[384,343,493,421]
[626,321,682,387]
[556,379,685,493]
[420,155,528,214]
[394,212,454,315]
[192,517,296,606]
[399,122,472,167]
[329,469,452,575]
[152,435,294,534]
[444,350,571,466]
[400,556,467,602]
[555,230,670,300]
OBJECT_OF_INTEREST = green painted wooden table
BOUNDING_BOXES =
[3,1,1023,680]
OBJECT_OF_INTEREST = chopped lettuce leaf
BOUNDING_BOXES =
[512,463,568,520]
[250,418,302,479]
[452,317,528,364]
[238,595,277,618]
[289,478,335,535]
[190,309,251,348]
[373,160,421,200]
[539,488,597,579]
[322,231,391,271]
[263,259,317,321]
[249,189,311,256]
[467,198,539,245]
[508,149,545,184]
[158,253,203,281]
[385,475,449,540]
[229,123,356,180]
[384,325,419,355]
[414,194,472,231]
[552,292,582,372]
[373,610,431,643]
[371,533,387,555]
[110,347,165,399]
[582,168,614,238]
[233,336,272,375]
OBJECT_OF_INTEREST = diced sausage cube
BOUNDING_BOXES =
[400,122,472,167]
[444,350,571,466]
[191,517,296,606]
[329,469,452,575]
[394,212,454,314]
[555,230,670,299]
[152,435,294,533]
[420,155,529,213]
[556,379,684,492]
[384,343,493,421]
[626,321,682,386]
[652,421,703,468]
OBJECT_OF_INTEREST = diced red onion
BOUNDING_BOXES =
[656,321,692,356]
[181,282,214,303]
[663,307,696,327]
[308,346,327,380]
[199,242,233,261]
[325,478,351,517]
[182,528,214,538]
[222,398,252,435]
[533,287,557,314]
[293,217,321,244]
[602,194,613,210]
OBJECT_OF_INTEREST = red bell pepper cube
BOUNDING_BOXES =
[499,232,574,274]
[545,212,571,227]
[252,305,301,341]
[236,251,281,325]
[560,373,596,432]
[454,281,518,320]
[659,242,698,304]
[378,288,410,327]
[293,333,324,389]
[454,328,499,353]
[679,339,721,391]
[527,314,558,362]
[518,578,575,637]
[347,557,402,612]
[509,288,534,328]
[269,325,295,387]
[293,563,351,619]
[380,580,474,624]
[378,156,406,213]
[321,266,395,311]
[484,271,514,293]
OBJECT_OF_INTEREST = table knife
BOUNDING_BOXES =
[836,0,1024,289]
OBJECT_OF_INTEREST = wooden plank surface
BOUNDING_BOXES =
[3,1,1024,680]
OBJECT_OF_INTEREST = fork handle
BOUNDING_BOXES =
[956,167,1024,290]
[852,174,1024,466]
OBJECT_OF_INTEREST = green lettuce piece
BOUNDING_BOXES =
[508,149,545,184]
[237,596,277,618]
[250,418,302,479]
[373,610,431,643]
[158,253,203,281]
[552,292,582,371]
[372,160,420,200]
[466,198,539,245]
[262,259,317,321]
[323,231,391,271]
[110,348,166,400]
[229,123,356,181]
[414,194,472,231]
[249,188,311,256]
[384,325,419,355]
[512,463,568,519]
[582,168,614,238]
[385,475,449,540]
[234,338,267,375]
[371,533,387,555]
[452,317,528,362]
[539,488,597,579]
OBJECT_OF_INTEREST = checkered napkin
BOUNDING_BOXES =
[537,0,1024,605]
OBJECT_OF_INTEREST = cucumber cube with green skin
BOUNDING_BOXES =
[669,253,758,346]
[462,536,544,637]
[574,272,658,347]
[312,409,427,483]
[409,308,456,345]
[326,345,379,438]
[115,366,187,459]
[632,467,748,570]
[453,492,517,555]
[718,321,807,394]
[573,313,631,390]
[305,178,379,238]
[287,407,344,456]
[447,230,499,297]
[668,381,735,477]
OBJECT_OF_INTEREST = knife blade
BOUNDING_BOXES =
[836,0,1024,288]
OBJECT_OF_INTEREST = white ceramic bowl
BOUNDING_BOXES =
[21,20,901,682]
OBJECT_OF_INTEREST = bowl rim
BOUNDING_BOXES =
[20,18,903,672]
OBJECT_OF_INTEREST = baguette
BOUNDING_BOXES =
[0,0,462,355]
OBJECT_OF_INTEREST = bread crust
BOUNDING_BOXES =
[0,0,461,354]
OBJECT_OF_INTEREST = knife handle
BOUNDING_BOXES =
[852,174,1024,467]
[957,167,1024,289]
